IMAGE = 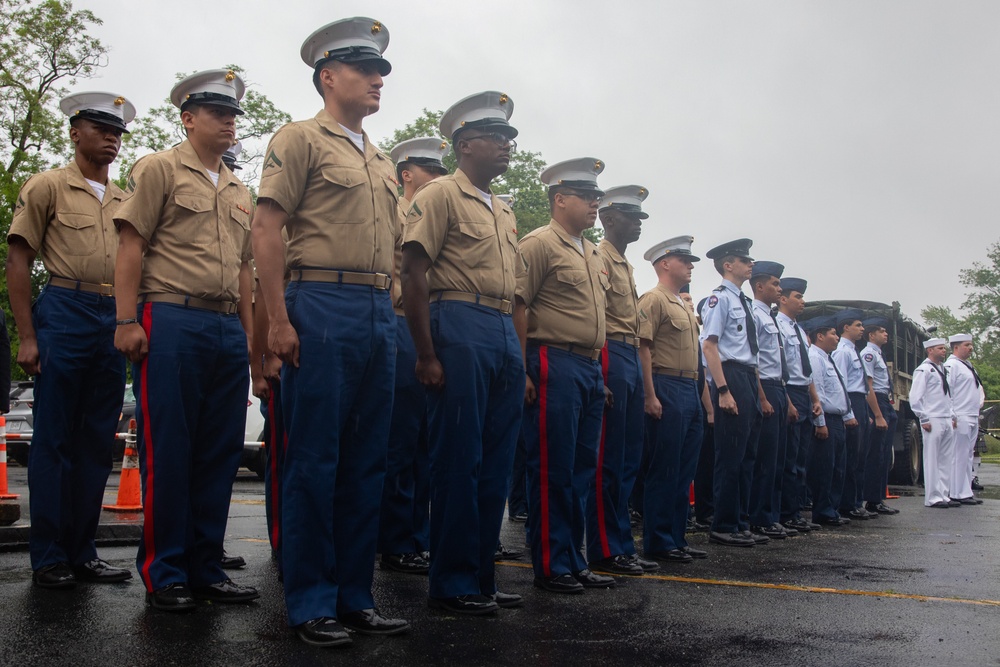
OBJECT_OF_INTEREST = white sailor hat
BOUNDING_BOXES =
[923,337,947,349]
[301,17,391,75]
[170,69,245,115]
[643,235,700,264]
[497,194,515,207]
[948,333,973,344]
[600,185,649,219]
[540,157,605,194]
[222,140,243,170]
[59,92,135,133]
[440,91,517,141]
[389,137,449,173]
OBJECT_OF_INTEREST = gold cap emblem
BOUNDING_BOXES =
[499,93,508,104]
[440,141,447,149]
[594,160,603,170]
[324,50,330,58]
[639,188,646,195]
[225,70,236,82]
[371,21,382,34]
[114,96,125,106]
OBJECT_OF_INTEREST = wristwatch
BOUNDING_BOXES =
[718,385,730,394]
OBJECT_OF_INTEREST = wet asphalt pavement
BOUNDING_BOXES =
[0,464,998,667]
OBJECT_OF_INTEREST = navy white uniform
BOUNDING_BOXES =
[944,338,984,503]
[910,346,956,506]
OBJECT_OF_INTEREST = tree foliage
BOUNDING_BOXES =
[921,240,1000,399]
[378,109,601,242]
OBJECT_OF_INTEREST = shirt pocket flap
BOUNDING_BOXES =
[321,167,366,189]
[457,221,493,240]
[230,207,250,229]
[174,194,214,213]
[669,315,692,331]
[57,212,96,229]
[556,269,586,286]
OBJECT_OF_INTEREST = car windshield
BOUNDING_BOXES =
[122,385,135,404]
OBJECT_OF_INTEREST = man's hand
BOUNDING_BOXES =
[760,397,774,418]
[814,425,829,440]
[16,336,40,376]
[845,418,858,428]
[525,375,537,404]
[269,320,300,367]
[115,323,149,363]
[415,355,445,390]
[787,402,799,423]
[875,416,888,431]
[251,375,270,402]
[921,422,932,433]
[604,384,614,410]
[705,408,714,425]
[719,392,738,415]
[811,401,822,417]
[263,353,282,381]
[645,394,662,420]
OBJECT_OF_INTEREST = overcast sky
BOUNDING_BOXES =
[73,0,1000,323]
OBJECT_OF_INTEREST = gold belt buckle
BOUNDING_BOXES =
[100,283,114,296]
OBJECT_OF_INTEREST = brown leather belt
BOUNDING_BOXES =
[654,368,699,380]
[431,290,513,315]
[530,341,602,361]
[48,276,114,297]
[607,333,640,348]
[289,269,391,291]
[140,293,239,315]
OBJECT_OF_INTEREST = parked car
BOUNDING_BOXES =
[5,382,34,466]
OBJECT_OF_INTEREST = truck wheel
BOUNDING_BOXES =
[903,418,922,485]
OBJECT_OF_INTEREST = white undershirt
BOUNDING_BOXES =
[339,124,365,153]
[474,186,493,211]
[570,235,584,253]
[84,178,106,202]
[206,170,220,187]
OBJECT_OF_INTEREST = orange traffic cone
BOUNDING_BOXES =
[103,419,142,511]
[886,486,900,500]
[0,416,19,500]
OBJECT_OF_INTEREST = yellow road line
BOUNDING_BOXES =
[498,561,1000,607]
[231,499,265,506]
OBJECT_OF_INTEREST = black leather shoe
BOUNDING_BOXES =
[846,508,873,520]
[220,551,246,569]
[192,579,259,603]
[709,531,755,547]
[954,497,980,506]
[33,563,76,590]
[742,530,770,544]
[971,476,984,491]
[495,542,523,561]
[491,591,524,608]
[866,502,899,515]
[590,555,643,575]
[509,511,528,522]
[775,522,798,537]
[815,516,849,525]
[629,508,643,526]
[649,549,692,563]
[783,518,813,533]
[573,569,616,588]
[73,558,132,583]
[628,554,661,572]
[751,524,786,539]
[800,502,813,511]
[428,594,499,615]
[340,608,410,635]
[682,546,708,559]
[297,617,352,647]
[690,519,711,532]
[947,500,961,507]
[929,501,952,508]
[146,583,196,612]
[381,552,430,574]
[534,574,584,594]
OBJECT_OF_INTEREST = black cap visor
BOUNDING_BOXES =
[71,110,129,133]
[317,46,391,76]
[181,92,244,115]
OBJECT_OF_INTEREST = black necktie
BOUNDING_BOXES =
[737,292,759,355]
[829,353,851,406]
[960,359,982,388]
[770,312,789,383]
[793,322,813,376]
[855,348,870,379]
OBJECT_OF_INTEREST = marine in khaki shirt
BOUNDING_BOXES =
[639,284,700,374]
[599,238,640,342]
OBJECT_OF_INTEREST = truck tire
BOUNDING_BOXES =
[891,418,922,486]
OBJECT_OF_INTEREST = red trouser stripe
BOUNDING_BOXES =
[539,346,552,577]
[138,302,157,592]
[596,343,611,558]
[267,380,281,549]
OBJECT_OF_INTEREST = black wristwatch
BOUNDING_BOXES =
[718,385,730,394]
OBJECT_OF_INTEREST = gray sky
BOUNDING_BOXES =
[74,0,1000,323]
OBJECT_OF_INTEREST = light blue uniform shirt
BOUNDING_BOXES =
[699,280,757,367]
[832,337,867,394]
[752,300,783,382]
[860,341,890,394]
[776,312,812,387]
[809,346,854,427]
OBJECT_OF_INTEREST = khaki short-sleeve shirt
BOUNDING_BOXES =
[516,221,608,350]
[638,283,700,373]
[598,239,639,338]
[403,169,520,302]
[257,110,399,275]
[114,140,253,303]
[9,161,123,284]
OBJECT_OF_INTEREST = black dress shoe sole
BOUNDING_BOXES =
[708,534,755,548]
[588,561,643,576]
[533,578,584,595]
[340,619,410,636]
[219,559,246,570]
[427,598,499,615]
[492,595,524,609]
[380,561,430,575]
[146,594,196,612]
[297,628,352,647]
[33,577,76,590]
[192,590,260,603]
[74,570,132,583]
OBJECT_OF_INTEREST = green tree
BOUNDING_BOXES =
[379,109,601,242]
[0,0,109,379]
[922,240,1000,399]
[117,65,291,197]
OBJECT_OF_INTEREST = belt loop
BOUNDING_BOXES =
[338,270,344,285]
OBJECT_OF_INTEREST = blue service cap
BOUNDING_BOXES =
[751,261,784,280]
[705,238,754,261]
[301,17,391,75]
[679,283,690,294]
[779,277,807,295]
[170,69,245,115]
[540,157,605,194]
[803,315,836,334]
[600,185,649,219]
[389,137,450,173]
[697,297,709,318]
[863,316,889,329]
[60,91,136,133]
[835,308,865,327]
[440,91,517,141]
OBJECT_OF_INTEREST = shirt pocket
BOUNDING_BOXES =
[610,279,631,297]
[668,315,691,332]
[174,194,216,245]
[56,211,98,256]
[456,220,496,269]
[320,167,367,223]
[556,269,586,287]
